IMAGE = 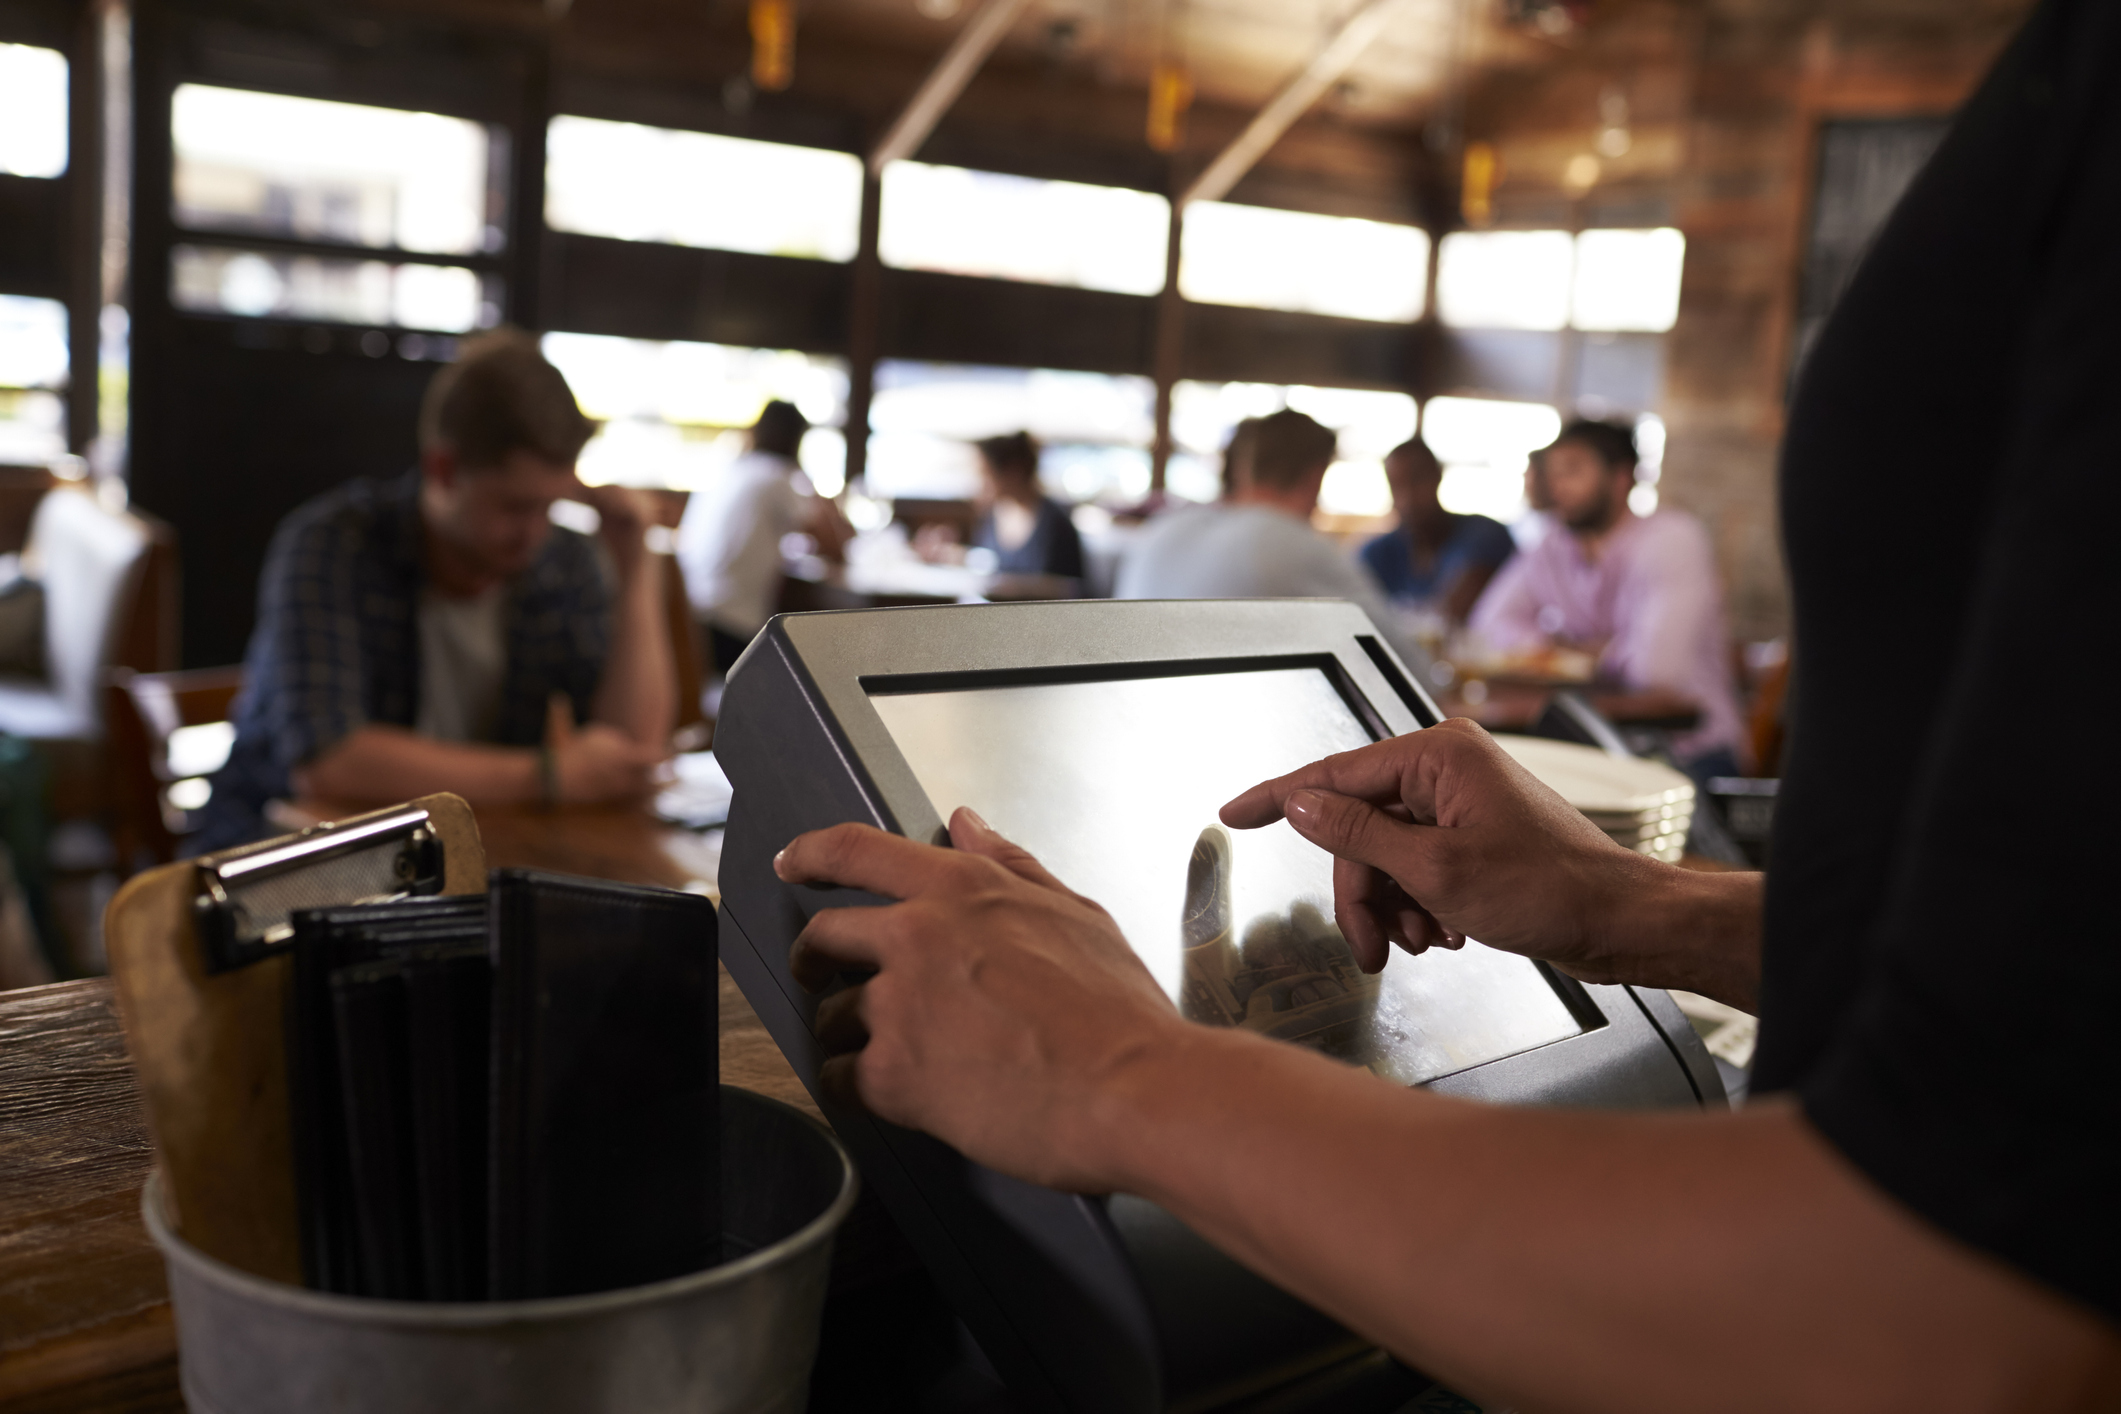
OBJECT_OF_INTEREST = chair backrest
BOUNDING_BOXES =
[105,793,485,1281]
[105,664,245,872]
[26,485,154,733]
[661,553,706,734]
[0,464,59,555]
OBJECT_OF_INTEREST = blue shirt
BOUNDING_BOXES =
[972,497,1085,579]
[196,471,611,850]
[1357,513,1515,605]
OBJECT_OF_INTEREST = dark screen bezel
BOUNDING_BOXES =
[757,598,1712,1107]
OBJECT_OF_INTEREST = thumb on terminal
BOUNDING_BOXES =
[948,806,1073,896]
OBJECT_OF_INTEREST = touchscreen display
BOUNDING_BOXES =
[867,666,1583,1085]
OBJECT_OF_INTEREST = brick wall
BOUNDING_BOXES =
[1467,0,2027,642]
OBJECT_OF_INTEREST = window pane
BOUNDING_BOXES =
[1422,395,1561,522]
[0,390,65,464]
[171,244,487,330]
[0,295,69,464]
[0,294,69,390]
[1169,380,1415,515]
[541,332,848,492]
[1181,203,1427,322]
[172,85,492,254]
[879,163,1169,296]
[869,361,1156,501]
[1572,228,1685,332]
[0,44,67,178]
[544,116,862,262]
[1436,230,1573,331]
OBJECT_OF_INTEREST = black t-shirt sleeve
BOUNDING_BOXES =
[1768,0,2121,1319]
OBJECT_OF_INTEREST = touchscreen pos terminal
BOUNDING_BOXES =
[715,600,1722,1414]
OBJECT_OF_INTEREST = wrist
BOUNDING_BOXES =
[608,544,649,588]
[1074,1021,1263,1198]
[1587,858,1762,1007]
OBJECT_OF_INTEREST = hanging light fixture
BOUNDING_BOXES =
[750,0,795,91]
[1147,59,1193,153]
[1596,84,1631,156]
[1461,140,1497,226]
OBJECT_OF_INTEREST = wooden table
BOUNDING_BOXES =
[0,804,849,1413]
[1436,680,1703,735]
[779,558,1081,612]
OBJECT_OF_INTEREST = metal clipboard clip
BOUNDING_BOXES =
[192,804,447,974]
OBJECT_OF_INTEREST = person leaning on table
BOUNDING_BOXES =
[196,330,674,850]
[761,3,2121,1409]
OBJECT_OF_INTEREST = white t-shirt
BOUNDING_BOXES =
[1114,503,1418,662]
[674,451,813,639]
[415,583,508,743]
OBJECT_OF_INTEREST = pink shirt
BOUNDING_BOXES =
[1469,510,1743,762]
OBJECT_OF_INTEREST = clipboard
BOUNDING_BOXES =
[105,794,485,1282]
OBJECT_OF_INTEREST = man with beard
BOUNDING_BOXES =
[1468,418,1744,777]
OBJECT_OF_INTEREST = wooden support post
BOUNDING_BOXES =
[67,0,104,455]
[507,36,552,329]
[842,170,883,492]
[1412,216,1444,405]
[1149,204,1185,494]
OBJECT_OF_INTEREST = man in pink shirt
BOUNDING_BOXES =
[1469,419,1745,775]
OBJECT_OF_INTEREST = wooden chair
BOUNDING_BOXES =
[0,481,181,823]
[0,463,60,555]
[890,497,978,546]
[104,665,245,874]
[1748,654,1792,779]
[659,552,709,740]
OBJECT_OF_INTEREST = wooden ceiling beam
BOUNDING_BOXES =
[868,0,1036,174]
[1180,0,1412,208]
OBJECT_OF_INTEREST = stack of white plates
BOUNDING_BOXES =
[1492,735,1695,863]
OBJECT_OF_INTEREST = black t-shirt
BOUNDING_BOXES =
[1756,0,2118,1322]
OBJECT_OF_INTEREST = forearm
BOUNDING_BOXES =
[590,554,676,747]
[1583,858,1763,1010]
[1097,1029,2116,1414]
[293,725,540,806]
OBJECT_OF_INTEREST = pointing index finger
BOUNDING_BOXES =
[1219,719,1486,830]
[1220,746,1414,829]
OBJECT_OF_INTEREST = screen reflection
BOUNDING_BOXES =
[867,668,1583,1086]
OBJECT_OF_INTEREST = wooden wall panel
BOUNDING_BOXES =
[1458,0,2030,642]
[0,178,70,301]
[545,234,851,353]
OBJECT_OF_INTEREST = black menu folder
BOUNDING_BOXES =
[402,943,493,1301]
[290,895,490,1295]
[487,869,720,1300]
[328,940,496,1301]
[330,957,423,1299]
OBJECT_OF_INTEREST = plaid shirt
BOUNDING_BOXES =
[196,471,611,849]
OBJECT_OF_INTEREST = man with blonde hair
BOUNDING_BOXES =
[199,330,674,847]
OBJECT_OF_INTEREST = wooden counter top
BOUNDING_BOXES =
[0,805,822,1412]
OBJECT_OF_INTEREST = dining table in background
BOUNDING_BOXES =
[777,554,1082,613]
[1433,679,1704,736]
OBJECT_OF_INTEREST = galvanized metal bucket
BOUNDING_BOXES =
[145,1086,857,1414]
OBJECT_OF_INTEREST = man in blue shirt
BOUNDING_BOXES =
[197,331,673,849]
[1357,436,1514,623]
